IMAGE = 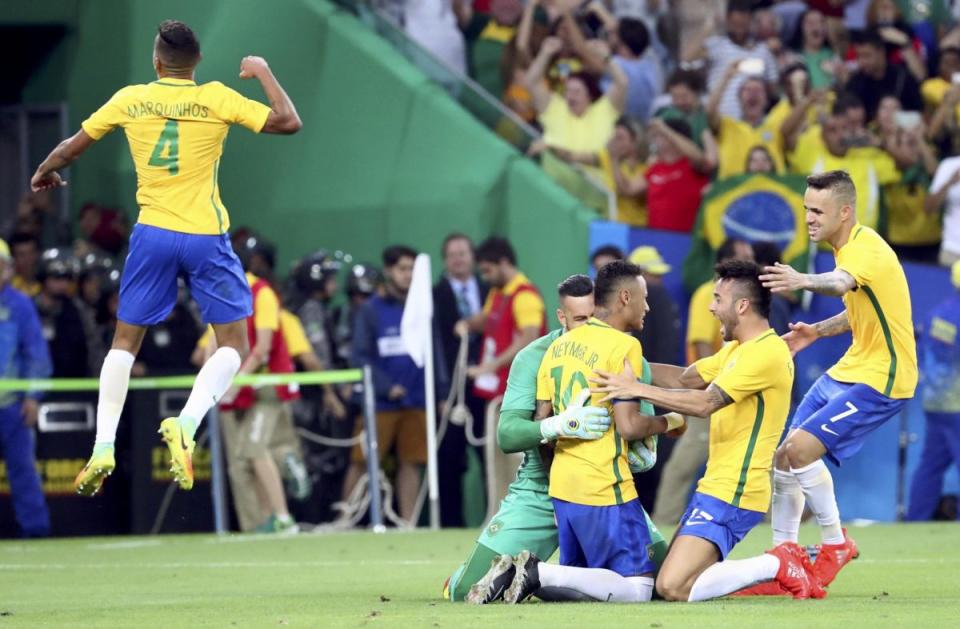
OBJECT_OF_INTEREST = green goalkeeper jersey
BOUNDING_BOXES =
[497,329,656,491]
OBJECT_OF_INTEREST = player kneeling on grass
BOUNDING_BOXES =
[444,273,677,602]
[494,261,826,604]
[469,262,688,604]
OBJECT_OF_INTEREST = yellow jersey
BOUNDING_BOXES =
[828,225,918,398]
[686,280,723,365]
[597,149,648,226]
[787,127,899,231]
[81,78,272,235]
[693,329,794,512]
[279,309,311,357]
[481,272,545,329]
[536,318,641,506]
[716,112,786,179]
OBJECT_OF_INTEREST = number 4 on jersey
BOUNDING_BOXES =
[149,119,180,175]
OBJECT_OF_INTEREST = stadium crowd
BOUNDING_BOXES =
[4,0,960,538]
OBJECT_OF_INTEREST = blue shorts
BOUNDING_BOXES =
[677,492,764,560]
[118,224,252,326]
[553,498,656,577]
[791,374,907,465]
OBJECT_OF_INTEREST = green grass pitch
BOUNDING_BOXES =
[0,523,956,627]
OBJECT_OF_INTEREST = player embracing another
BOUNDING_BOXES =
[472,261,688,604]
[449,273,672,602]
[500,259,825,604]
[755,170,917,591]
[29,19,302,496]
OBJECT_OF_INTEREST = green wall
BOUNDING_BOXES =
[10,0,593,313]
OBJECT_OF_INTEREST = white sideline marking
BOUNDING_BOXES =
[0,559,441,570]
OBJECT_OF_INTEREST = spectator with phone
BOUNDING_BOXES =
[785,94,900,232]
[922,47,960,153]
[873,96,941,262]
[683,0,779,121]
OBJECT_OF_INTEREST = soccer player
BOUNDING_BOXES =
[505,260,822,604]
[758,170,917,588]
[29,19,302,496]
[475,261,686,605]
[447,273,671,602]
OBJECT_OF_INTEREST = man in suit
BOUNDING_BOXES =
[433,233,488,526]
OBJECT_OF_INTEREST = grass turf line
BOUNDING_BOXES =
[0,523,957,627]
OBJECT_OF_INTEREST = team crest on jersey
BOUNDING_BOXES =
[487,519,503,536]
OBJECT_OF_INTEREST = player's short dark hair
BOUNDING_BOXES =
[558,274,594,299]
[715,259,771,319]
[716,237,749,265]
[832,91,864,116]
[155,20,201,69]
[8,232,40,251]
[807,170,857,208]
[666,68,705,93]
[594,260,643,307]
[382,245,417,268]
[617,18,650,57]
[441,232,473,257]
[751,241,782,267]
[475,237,516,266]
[590,244,625,266]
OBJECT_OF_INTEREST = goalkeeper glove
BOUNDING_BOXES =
[540,389,611,441]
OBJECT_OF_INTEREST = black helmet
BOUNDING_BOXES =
[235,235,276,272]
[39,248,79,280]
[346,263,381,296]
[295,249,343,293]
[78,252,116,279]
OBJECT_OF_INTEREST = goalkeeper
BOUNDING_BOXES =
[444,273,680,602]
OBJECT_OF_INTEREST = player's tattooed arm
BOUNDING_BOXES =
[813,311,851,337]
[759,263,856,296]
[804,269,857,297]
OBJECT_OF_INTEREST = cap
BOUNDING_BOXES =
[0,239,9,262]
[953,259,960,289]
[628,246,671,275]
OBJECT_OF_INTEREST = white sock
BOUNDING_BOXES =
[688,555,779,602]
[792,460,845,545]
[772,468,804,545]
[179,347,242,425]
[95,349,135,444]
[538,563,653,602]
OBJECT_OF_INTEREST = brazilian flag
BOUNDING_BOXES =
[682,173,809,292]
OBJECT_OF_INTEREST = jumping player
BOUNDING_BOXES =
[758,170,917,589]
[30,19,302,496]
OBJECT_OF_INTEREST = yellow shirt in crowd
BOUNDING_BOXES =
[693,329,794,512]
[598,149,648,226]
[482,272,545,329]
[828,225,919,399]
[81,78,272,235]
[789,126,899,231]
[537,318,641,506]
[715,105,788,179]
[539,94,618,158]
